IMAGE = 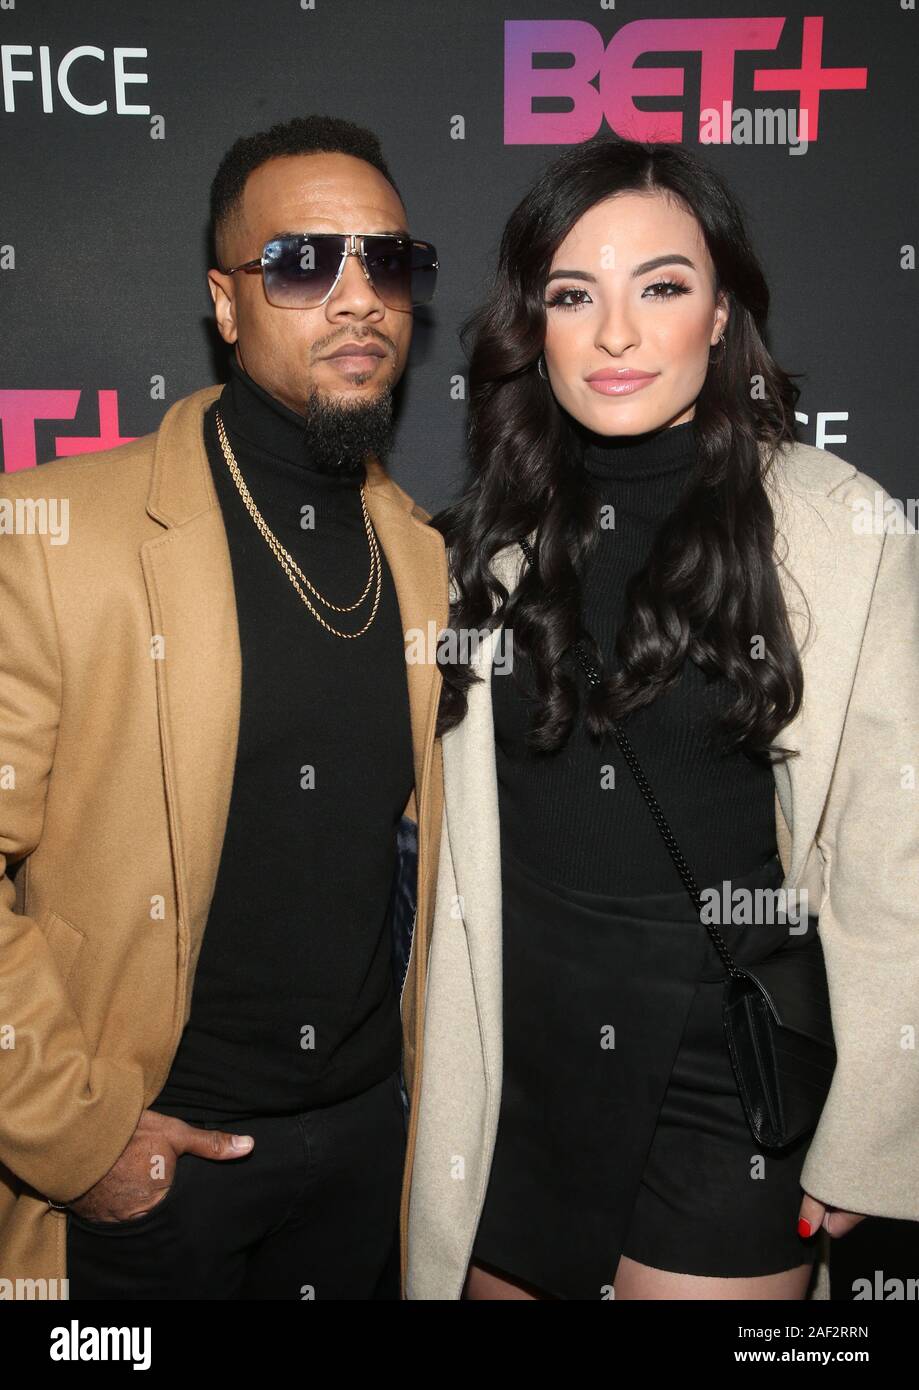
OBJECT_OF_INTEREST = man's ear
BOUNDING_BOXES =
[207,269,239,346]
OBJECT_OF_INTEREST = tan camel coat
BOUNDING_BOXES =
[0,385,448,1298]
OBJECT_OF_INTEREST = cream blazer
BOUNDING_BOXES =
[406,437,919,1301]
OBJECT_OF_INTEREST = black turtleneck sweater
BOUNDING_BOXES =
[491,418,778,895]
[152,359,413,1117]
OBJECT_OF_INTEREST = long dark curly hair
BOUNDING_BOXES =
[431,135,807,764]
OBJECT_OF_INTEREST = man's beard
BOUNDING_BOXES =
[298,387,395,478]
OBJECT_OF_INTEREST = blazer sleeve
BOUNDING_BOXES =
[0,515,145,1205]
[799,514,919,1220]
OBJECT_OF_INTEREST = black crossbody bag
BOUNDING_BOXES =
[518,536,837,1149]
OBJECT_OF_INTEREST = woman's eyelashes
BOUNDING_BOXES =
[544,287,591,311]
[544,279,692,310]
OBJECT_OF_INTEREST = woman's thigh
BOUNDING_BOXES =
[464,1259,556,1300]
[612,1253,814,1301]
[463,1255,813,1301]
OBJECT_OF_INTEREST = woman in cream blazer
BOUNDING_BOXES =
[408,442,919,1300]
[406,137,919,1302]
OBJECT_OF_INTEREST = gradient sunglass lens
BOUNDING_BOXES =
[262,236,343,308]
[360,237,414,310]
[362,238,438,308]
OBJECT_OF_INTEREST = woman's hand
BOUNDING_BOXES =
[798,1191,867,1239]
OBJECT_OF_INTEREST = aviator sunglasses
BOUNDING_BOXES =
[221,232,439,311]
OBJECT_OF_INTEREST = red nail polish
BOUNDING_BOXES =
[798,1217,813,1238]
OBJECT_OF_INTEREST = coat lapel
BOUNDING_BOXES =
[762,456,880,888]
[140,384,446,1012]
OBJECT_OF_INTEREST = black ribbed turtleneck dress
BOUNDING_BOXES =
[470,418,819,1298]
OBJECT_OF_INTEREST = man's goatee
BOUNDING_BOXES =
[299,388,395,478]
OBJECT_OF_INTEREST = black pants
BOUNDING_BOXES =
[66,1069,406,1300]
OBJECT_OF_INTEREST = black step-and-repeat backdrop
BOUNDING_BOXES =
[2,0,917,1304]
[3,1,917,505]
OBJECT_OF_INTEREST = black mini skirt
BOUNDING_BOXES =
[471,843,820,1299]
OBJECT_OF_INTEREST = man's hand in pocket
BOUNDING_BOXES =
[66,1108,254,1222]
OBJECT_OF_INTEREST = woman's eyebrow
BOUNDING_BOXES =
[545,253,697,284]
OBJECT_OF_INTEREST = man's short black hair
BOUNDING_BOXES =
[210,114,402,268]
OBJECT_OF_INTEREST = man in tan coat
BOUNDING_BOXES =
[0,115,447,1299]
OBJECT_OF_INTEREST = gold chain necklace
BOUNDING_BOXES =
[215,409,381,639]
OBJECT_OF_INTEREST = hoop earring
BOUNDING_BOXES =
[709,332,726,356]
[537,352,549,380]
